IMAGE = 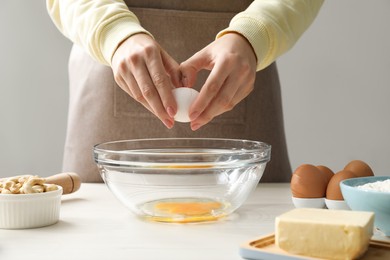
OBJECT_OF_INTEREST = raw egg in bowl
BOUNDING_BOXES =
[93,138,271,223]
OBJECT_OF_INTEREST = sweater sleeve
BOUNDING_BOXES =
[217,0,324,71]
[46,0,153,66]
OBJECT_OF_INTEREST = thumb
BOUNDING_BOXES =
[180,50,212,88]
[161,49,182,88]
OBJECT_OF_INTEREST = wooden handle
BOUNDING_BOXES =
[45,172,81,195]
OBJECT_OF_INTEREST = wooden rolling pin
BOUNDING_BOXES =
[45,172,81,195]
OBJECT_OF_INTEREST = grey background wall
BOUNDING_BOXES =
[1,1,389,178]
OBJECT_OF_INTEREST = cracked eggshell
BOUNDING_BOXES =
[172,87,199,123]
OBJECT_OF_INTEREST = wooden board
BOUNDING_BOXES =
[239,234,390,260]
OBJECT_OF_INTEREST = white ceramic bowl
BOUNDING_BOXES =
[325,199,350,210]
[292,197,326,209]
[0,186,62,229]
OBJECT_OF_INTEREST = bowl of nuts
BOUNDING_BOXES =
[0,175,63,229]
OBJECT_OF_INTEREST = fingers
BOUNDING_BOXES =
[132,62,163,112]
[188,59,231,121]
[111,34,180,128]
[161,49,182,88]
[180,34,257,131]
[111,33,257,131]
[188,59,255,131]
[190,79,254,131]
[114,54,174,128]
[144,51,177,119]
[180,50,212,88]
[117,70,154,113]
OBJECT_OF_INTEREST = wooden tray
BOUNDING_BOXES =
[239,234,390,260]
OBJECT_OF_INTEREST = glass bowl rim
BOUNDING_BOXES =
[93,138,271,167]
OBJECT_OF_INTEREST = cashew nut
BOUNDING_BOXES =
[0,175,58,194]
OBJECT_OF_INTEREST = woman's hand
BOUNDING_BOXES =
[180,33,257,131]
[111,33,181,129]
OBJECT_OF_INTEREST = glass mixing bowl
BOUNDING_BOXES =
[93,138,271,223]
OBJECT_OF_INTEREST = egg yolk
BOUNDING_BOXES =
[155,201,222,216]
[146,164,221,223]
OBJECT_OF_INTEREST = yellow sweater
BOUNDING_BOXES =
[46,0,324,71]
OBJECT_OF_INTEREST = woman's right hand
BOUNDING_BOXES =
[111,33,181,129]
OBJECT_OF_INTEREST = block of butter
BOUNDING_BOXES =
[275,208,374,260]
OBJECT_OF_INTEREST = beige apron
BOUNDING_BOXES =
[64,0,292,183]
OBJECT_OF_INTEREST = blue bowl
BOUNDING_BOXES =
[340,176,390,236]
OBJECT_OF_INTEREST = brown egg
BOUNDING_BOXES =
[326,170,356,200]
[316,165,334,185]
[291,164,328,198]
[344,160,374,177]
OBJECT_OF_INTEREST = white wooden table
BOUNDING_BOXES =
[0,183,294,260]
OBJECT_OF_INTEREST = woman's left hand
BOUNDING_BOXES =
[180,33,257,131]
